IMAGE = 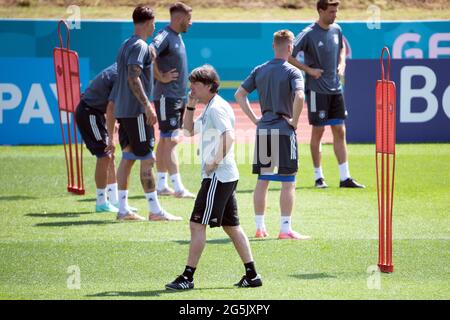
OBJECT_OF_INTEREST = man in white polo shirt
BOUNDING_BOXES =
[165,65,262,290]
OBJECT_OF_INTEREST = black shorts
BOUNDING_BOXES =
[75,100,108,158]
[190,175,239,228]
[252,129,298,175]
[154,96,186,135]
[305,90,347,126]
[117,114,155,157]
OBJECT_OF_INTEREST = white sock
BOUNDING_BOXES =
[280,216,291,233]
[118,190,129,214]
[339,162,351,181]
[314,167,324,180]
[107,183,118,204]
[145,191,162,214]
[170,173,185,193]
[255,214,266,230]
[157,172,168,191]
[96,188,107,206]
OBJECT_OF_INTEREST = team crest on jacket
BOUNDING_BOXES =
[334,34,339,45]
[170,118,177,127]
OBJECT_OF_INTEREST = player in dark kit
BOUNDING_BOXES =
[151,2,195,199]
[75,63,137,214]
[236,30,311,240]
[113,6,181,221]
[289,0,365,189]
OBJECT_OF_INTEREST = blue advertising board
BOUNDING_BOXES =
[0,19,449,144]
[345,58,450,143]
[0,57,90,144]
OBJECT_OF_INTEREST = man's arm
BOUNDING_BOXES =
[127,65,156,125]
[153,60,179,84]
[183,92,199,137]
[337,41,346,77]
[105,101,117,154]
[284,90,304,130]
[288,55,323,80]
[234,86,260,125]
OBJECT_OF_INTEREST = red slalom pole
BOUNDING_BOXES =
[375,47,396,273]
[53,20,85,195]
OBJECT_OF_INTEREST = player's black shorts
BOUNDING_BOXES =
[190,175,239,228]
[305,90,347,126]
[154,96,186,135]
[117,114,155,157]
[252,128,298,175]
[75,100,108,158]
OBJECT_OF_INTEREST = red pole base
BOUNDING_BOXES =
[68,186,86,195]
[378,264,394,273]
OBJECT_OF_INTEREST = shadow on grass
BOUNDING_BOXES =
[34,220,116,227]
[77,195,144,203]
[88,286,235,298]
[236,187,313,194]
[26,211,93,218]
[249,237,279,242]
[290,273,337,280]
[0,195,36,201]
[173,238,231,245]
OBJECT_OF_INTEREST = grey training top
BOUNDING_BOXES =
[114,35,153,118]
[292,22,344,94]
[242,58,304,132]
[151,26,188,100]
[82,63,117,113]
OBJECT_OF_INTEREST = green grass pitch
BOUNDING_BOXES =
[0,143,449,300]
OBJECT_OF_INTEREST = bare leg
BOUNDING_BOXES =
[222,225,254,264]
[140,158,156,193]
[187,221,207,268]
[95,155,111,189]
[106,154,117,185]
[116,147,135,190]
[280,180,295,217]
[156,138,167,174]
[166,136,181,175]
[310,125,325,168]
[254,179,269,214]
[331,124,348,165]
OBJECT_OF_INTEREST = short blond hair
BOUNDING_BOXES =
[273,30,294,47]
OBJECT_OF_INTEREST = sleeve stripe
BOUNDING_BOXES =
[137,44,147,64]
[154,30,168,49]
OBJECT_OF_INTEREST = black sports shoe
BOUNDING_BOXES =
[165,275,194,291]
[315,178,328,188]
[340,178,365,188]
[234,274,263,288]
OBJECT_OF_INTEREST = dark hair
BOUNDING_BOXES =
[132,6,155,24]
[169,2,192,16]
[189,65,220,93]
[316,0,340,12]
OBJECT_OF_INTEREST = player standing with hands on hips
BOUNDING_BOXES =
[151,2,195,199]
[289,0,365,189]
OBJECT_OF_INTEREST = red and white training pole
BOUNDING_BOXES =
[375,47,396,273]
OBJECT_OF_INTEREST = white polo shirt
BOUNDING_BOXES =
[194,94,239,183]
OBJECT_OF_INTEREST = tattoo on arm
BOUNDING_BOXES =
[128,65,150,107]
